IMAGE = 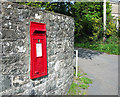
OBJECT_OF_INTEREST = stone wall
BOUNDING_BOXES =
[0,2,74,95]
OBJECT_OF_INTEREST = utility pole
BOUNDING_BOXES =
[103,0,106,43]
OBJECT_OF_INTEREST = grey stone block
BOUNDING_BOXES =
[2,29,16,39]
[1,75,11,91]
[2,54,20,64]
[13,87,24,95]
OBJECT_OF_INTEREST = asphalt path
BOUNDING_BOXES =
[74,48,119,95]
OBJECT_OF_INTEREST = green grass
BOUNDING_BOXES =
[83,73,87,75]
[79,76,92,89]
[79,77,92,84]
[82,91,87,95]
[74,36,120,55]
[67,82,78,95]
[77,72,81,77]
[67,71,92,95]
[79,84,88,89]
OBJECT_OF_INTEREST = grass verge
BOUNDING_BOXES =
[67,71,92,95]
[74,36,120,55]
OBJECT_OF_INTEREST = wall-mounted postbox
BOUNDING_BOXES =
[30,21,47,79]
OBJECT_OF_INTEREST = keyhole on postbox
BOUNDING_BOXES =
[35,71,39,74]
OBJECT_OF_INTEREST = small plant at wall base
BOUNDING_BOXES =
[67,82,78,95]
[67,70,92,95]
[79,84,88,89]
[80,77,92,84]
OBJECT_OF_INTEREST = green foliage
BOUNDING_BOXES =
[71,2,117,42]
[82,91,87,95]
[73,71,76,76]
[74,35,119,55]
[67,82,78,95]
[68,70,92,94]
[78,76,92,89]
[19,2,72,16]
[79,84,88,89]
[71,2,103,42]
[118,16,120,38]
[19,2,118,50]
[77,72,81,77]
[19,2,56,11]
[83,73,87,75]
[106,19,117,37]
[80,77,92,84]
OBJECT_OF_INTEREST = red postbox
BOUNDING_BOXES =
[30,21,47,79]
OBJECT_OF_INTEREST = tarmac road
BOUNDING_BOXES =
[74,48,119,95]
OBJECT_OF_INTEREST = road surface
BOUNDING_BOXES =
[74,48,119,95]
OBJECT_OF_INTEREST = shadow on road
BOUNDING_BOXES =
[75,48,103,60]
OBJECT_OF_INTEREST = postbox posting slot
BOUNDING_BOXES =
[33,30,45,34]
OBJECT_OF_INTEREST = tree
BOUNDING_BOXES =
[19,2,72,16]
[19,2,116,43]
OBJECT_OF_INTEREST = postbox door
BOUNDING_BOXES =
[31,37,47,79]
